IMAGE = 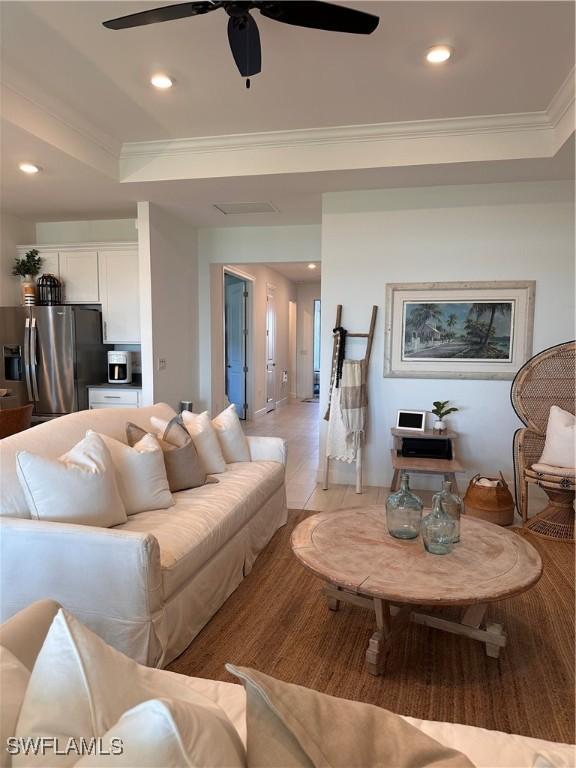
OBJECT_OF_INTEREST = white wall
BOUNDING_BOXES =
[138,203,197,410]
[0,212,35,305]
[321,181,575,491]
[35,219,137,244]
[296,282,321,399]
[197,224,320,412]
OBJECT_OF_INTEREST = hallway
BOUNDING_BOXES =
[242,400,394,511]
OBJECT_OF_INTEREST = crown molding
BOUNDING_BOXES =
[17,242,137,253]
[547,67,575,128]
[120,72,574,183]
[1,66,120,178]
[121,110,552,161]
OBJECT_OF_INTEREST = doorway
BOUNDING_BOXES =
[313,298,321,398]
[224,272,248,419]
[265,285,276,413]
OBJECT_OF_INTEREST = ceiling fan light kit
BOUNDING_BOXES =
[103,1,380,87]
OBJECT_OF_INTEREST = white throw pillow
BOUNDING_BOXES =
[212,404,251,463]
[91,431,173,515]
[74,698,237,767]
[16,433,127,527]
[0,646,30,768]
[161,412,227,474]
[14,610,245,768]
[538,406,576,469]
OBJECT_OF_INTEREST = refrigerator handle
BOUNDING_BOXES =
[30,317,40,402]
[23,317,33,402]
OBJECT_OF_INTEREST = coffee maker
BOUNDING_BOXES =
[107,351,132,384]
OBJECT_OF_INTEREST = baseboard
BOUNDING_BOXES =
[289,392,297,401]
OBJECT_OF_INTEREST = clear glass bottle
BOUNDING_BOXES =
[386,474,423,540]
[421,496,456,555]
[432,480,462,543]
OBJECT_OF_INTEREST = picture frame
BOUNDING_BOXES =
[396,409,426,431]
[384,281,535,380]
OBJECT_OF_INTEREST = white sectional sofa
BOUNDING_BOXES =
[0,404,288,667]
[2,601,574,768]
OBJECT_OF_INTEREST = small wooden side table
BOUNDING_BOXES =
[390,427,465,495]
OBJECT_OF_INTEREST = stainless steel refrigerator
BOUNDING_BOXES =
[0,306,110,418]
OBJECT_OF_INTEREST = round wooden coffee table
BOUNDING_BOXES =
[291,506,543,675]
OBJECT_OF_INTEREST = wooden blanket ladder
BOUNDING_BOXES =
[322,304,378,494]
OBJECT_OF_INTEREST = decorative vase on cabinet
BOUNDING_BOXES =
[385,474,423,540]
[432,480,462,543]
[421,496,456,555]
[20,277,36,306]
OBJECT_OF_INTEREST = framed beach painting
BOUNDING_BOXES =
[384,281,535,379]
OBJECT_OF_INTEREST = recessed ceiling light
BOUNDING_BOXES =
[150,73,173,89]
[19,162,40,174]
[426,45,452,64]
[307,263,317,270]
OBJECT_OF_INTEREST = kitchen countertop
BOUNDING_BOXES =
[87,382,142,389]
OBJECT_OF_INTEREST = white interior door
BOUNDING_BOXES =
[266,288,276,413]
[225,274,247,419]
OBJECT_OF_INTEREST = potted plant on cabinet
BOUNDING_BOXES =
[12,249,42,306]
[431,400,459,432]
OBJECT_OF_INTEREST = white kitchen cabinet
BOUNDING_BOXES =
[88,387,141,409]
[16,242,140,344]
[99,249,140,343]
[37,250,60,277]
[59,250,99,303]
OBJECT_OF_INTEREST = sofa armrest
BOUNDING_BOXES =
[0,518,163,662]
[246,436,288,466]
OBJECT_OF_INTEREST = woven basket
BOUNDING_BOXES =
[463,473,515,526]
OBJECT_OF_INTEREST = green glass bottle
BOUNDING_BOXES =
[385,474,423,540]
[432,480,462,543]
[421,496,456,555]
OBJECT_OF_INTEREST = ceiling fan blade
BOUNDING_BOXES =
[103,2,220,30]
[227,13,261,77]
[256,1,379,34]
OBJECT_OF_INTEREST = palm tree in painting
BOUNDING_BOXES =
[407,304,443,335]
[446,313,458,340]
[469,303,511,351]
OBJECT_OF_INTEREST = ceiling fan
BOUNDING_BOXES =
[103,1,379,88]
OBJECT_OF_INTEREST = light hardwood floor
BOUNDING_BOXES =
[242,400,435,510]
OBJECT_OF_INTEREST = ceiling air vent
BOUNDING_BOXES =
[213,202,279,215]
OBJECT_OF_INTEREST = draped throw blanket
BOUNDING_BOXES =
[326,359,367,463]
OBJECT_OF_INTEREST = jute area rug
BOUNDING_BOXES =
[168,510,575,744]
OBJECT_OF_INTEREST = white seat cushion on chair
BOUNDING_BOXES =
[15,433,127,527]
[14,609,245,768]
[539,406,576,469]
[93,431,173,515]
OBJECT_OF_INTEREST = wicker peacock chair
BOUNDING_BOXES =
[511,340,576,541]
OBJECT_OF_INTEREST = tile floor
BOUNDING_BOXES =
[243,399,529,521]
[242,399,435,511]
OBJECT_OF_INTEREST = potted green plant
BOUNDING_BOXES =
[12,249,42,306]
[431,400,459,432]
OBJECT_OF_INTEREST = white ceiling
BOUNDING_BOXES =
[263,261,322,284]
[1,1,574,224]
[2,1,573,141]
